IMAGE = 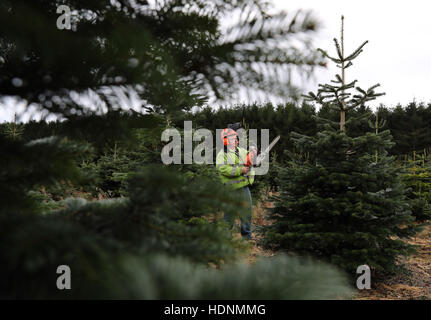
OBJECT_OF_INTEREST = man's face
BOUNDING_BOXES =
[227,135,238,147]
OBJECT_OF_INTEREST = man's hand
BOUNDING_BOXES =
[241,166,250,175]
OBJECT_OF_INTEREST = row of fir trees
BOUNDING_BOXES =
[0,0,355,299]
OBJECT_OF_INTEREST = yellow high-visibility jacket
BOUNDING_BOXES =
[216,147,255,189]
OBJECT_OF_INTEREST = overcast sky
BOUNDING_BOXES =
[273,0,431,109]
[1,1,430,122]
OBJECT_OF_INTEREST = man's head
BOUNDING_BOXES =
[221,128,238,148]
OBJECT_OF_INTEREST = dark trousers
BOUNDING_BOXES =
[223,186,252,238]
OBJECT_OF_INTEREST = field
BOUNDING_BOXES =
[2,0,431,301]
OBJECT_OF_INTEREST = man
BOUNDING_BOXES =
[216,127,255,240]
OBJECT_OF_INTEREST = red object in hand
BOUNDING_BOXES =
[245,148,258,167]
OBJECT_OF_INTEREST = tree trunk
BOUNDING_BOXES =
[340,15,346,131]
[340,110,345,131]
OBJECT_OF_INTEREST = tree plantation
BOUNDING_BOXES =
[1,0,431,302]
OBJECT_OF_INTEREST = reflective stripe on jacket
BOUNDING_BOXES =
[216,147,255,189]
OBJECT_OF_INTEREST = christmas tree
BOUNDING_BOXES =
[264,16,419,276]
[401,151,431,222]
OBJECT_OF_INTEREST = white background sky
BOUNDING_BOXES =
[273,0,431,109]
[1,0,430,122]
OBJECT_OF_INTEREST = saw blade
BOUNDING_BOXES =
[261,135,280,155]
[254,135,280,166]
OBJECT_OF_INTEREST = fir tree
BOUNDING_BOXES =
[264,16,419,276]
[0,0,324,118]
[1,113,24,140]
[368,111,387,162]
[401,151,431,222]
[307,15,384,131]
